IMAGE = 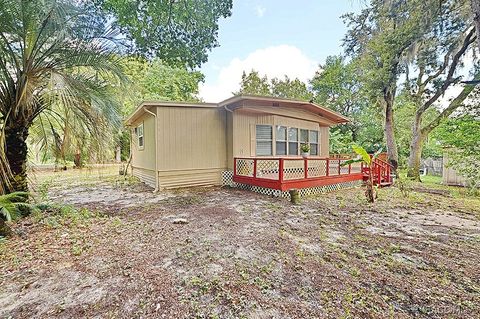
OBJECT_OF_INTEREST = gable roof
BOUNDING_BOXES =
[125,95,349,126]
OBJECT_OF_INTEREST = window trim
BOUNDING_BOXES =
[137,123,144,150]
[254,124,321,157]
[255,124,273,156]
[288,127,299,156]
[275,125,287,156]
[309,130,319,156]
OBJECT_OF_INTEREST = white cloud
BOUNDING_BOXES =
[255,5,266,18]
[199,45,317,102]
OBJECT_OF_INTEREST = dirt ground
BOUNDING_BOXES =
[1,167,479,318]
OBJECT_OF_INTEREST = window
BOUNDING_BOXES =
[137,123,144,149]
[288,128,298,155]
[309,130,319,155]
[276,126,287,155]
[256,125,272,156]
[300,129,309,144]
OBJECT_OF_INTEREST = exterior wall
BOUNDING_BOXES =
[131,112,157,185]
[442,152,466,186]
[156,106,227,188]
[226,111,234,170]
[132,167,156,188]
[231,109,330,161]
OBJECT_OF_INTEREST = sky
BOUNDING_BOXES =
[199,1,365,102]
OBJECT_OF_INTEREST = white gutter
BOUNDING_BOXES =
[143,107,159,192]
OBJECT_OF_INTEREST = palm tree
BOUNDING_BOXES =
[0,0,124,193]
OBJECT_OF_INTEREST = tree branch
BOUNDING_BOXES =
[421,79,478,135]
[418,27,476,114]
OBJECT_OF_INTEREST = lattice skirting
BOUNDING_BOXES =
[221,170,362,199]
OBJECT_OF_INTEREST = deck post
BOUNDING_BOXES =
[377,164,381,185]
[234,158,237,176]
[338,160,341,175]
[253,159,257,178]
[348,163,351,174]
[279,158,284,182]
[304,158,308,179]
[326,158,330,176]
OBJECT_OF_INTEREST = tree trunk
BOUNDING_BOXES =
[74,148,82,168]
[471,0,480,51]
[3,124,29,193]
[407,113,425,181]
[383,89,399,172]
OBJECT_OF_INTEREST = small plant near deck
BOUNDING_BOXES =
[300,143,310,153]
[342,145,382,203]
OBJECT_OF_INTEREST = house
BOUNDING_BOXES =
[125,95,392,197]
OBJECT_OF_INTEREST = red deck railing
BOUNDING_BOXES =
[233,156,393,192]
[233,157,365,192]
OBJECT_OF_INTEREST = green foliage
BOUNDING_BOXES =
[300,143,310,153]
[342,145,382,203]
[33,203,99,229]
[434,115,480,191]
[0,192,32,222]
[236,71,272,96]
[311,56,364,119]
[0,0,125,190]
[95,0,233,68]
[236,71,313,101]
[119,57,204,116]
[271,76,313,101]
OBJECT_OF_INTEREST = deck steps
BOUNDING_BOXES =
[362,157,394,188]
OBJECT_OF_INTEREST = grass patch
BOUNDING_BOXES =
[33,203,101,229]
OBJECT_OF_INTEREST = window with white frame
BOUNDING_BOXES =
[136,123,144,149]
[276,126,287,155]
[309,130,319,155]
[300,129,309,145]
[256,125,272,156]
[288,127,298,155]
[255,125,320,156]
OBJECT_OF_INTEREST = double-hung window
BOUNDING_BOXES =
[300,129,309,146]
[288,128,298,155]
[275,126,287,155]
[256,125,273,156]
[309,130,319,155]
[136,123,144,149]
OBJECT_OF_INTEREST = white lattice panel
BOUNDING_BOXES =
[256,159,279,180]
[222,170,234,186]
[283,159,305,180]
[307,159,327,178]
[232,180,362,199]
[350,162,362,173]
[236,159,254,177]
[328,159,341,176]
[339,160,350,174]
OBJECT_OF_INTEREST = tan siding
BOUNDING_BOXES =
[157,168,223,189]
[226,112,234,169]
[131,112,156,170]
[132,167,156,188]
[156,106,227,171]
[319,126,329,157]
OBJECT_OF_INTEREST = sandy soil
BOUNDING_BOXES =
[1,169,479,318]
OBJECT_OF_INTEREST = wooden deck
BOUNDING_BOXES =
[233,156,392,192]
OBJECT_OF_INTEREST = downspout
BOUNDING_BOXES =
[143,107,159,192]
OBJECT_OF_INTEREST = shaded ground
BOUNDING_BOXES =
[1,167,479,318]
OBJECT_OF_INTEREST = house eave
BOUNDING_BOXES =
[218,95,350,125]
